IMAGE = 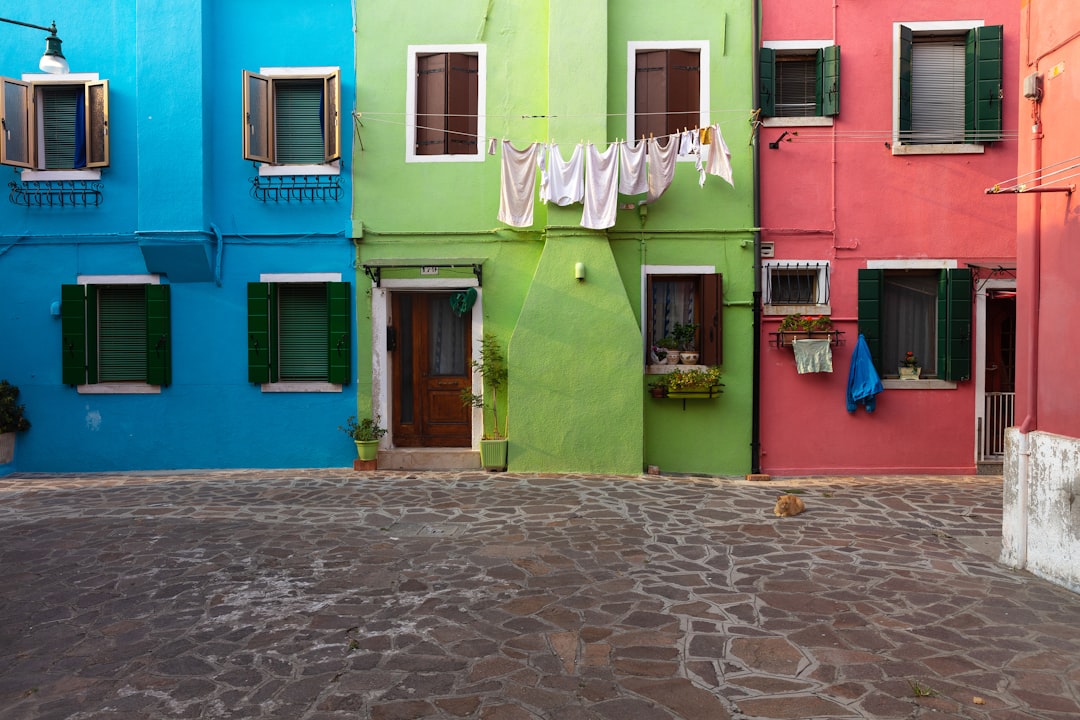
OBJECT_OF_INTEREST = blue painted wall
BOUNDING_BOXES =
[0,1,357,472]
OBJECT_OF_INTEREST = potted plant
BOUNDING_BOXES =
[671,322,699,363]
[899,351,921,380]
[0,379,30,464]
[776,314,833,347]
[663,366,724,399]
[461,333,509,471]
[654,337,679,364]
[340,415,387,461]
[647,379,669,398]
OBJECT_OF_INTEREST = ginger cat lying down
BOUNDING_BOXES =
[773,494,806,517]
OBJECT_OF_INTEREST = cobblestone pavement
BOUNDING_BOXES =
[1,469,1078,720]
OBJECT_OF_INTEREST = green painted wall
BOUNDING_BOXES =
[354,0,755,475]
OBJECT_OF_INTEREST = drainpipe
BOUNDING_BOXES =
[750,0,763,474]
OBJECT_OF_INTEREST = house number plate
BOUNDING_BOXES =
[420,266,440,275]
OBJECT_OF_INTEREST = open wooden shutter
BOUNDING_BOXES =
[243,71,273,163]
[416,53,448,155]
[446,53,478,155]
[327,282,351,385]
[248,282,274,383]
[817,45,840,116]
[666,50,700,135]
[86,80,109,167]
[938,268,972,381]
[857,269,884,369]
[61,284,88,385]
[898,25,913,143]
[0,77,33,169]
[966,25,1003,143]
[758,48,776,117]
[145,284,171,387]
[701,274,723,366]
[323,70,340,162]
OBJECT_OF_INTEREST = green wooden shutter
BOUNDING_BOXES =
[446,53,478,155]
[818,45,840,116]
[1,77,33,169]
[323,70,340,162]
[275,79,324,164]
[857,269,884,369]
[86,284,99,384]
[61,284,88,385]
[243,70,272,163]
[967,25,1003,143]
[759,47,776,117]
[701,274,723,366]
[416,53,448,155]
[937,269,972,381]
[328,282,351,385]
[278,284,328,381]
[98,285,147,382]
[898,25,913,142]
[145,284,171,387]
[86,80,109,167]
[248,282,274,383]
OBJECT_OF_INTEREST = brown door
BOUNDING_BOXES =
[391,292,472,447]
[985,294,1016,393]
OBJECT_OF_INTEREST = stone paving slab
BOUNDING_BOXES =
[0,470,1077,719]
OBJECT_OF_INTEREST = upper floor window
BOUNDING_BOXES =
[627,42,710,145]
[759,42,839,125]
[1,74,109,173]
[763,261,831,315]
[406,44,486,163]
[243,67,340,173]
[893,22,1003,154]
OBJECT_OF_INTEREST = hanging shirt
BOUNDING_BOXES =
[846,334,884,412]
[618,139,648,196]
[706,124,734,187]
[581,143,619,230]
[539,143,585,206]
[646,134,678,204]
[497,141,541,228]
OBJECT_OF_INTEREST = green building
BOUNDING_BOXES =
[353,0,755,475]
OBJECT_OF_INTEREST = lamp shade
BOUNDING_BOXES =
[39,32,67,74]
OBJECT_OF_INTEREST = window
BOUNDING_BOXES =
[243,67,340,171]
[763,261,830,314]
[626,42,709,144]
[893,22,1003,152]
[406,44,485,162]
[759,43,840,122]
[858,266,972,380]
[248,277,350,388]
[61,277,170,392]
[644,269,722,365]
[1,74,109,172]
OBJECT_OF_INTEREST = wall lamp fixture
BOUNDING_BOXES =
[0,17,69,74]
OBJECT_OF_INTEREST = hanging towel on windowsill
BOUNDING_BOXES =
[793,338,833,374]
[846,333,884,413]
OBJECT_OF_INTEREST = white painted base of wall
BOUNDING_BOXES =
[1002,428,1080,593]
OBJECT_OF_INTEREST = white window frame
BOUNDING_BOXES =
[761,41,835,128]
[405,44,487,164]
[626,40,710,161]
[258,272,344,393]
[75,274,161,395]
[891,20,985,156]
[762,260,831,315]
[19,72,103,181]
[255,66,341,177]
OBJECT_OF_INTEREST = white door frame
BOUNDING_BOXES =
[973,277,1016,463]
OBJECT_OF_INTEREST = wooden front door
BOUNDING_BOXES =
[391,292,472,447]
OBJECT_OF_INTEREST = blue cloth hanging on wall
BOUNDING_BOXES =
[846,334,883,412]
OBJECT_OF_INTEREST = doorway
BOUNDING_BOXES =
[390,292,472,447]
[981,292,1016,460]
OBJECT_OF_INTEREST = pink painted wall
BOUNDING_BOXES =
[760,0,1018,475]
[1016,0,1080,439]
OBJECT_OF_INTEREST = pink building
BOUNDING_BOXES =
[758,0,1018,475]
[1001,0,1080,592]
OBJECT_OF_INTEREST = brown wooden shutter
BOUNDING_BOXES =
[666,50,700,135]
[701,273,723,366]
[416,53,448,155]
[635,50,669,141]
[446,53,478,155]
[243,71,273,162]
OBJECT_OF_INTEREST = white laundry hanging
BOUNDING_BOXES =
[706,124,734,187]
[539,143,585,206]
[646,135,678,204]
[497,140,541,228]
[581,143,619,230]
[618,139,648,196]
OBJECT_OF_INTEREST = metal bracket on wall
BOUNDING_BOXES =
[250,175,343,203]
[9,180,103,208]
[361,259,484,288]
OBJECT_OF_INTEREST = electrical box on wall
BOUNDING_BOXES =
[1023,72,1042,100]
[760,242,775,258]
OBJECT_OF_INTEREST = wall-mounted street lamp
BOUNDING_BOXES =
[0,17,69,74]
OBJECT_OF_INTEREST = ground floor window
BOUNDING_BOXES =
[644,269,722,366]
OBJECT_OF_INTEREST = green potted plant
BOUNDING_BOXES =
[776,314,833,347]
[340,415,387,461]
[671,322,699,356]
[461,333,509,471]
[664,365,724,398]
[899,351,921,380]
[654,337,679,364]
[0,379,30,464]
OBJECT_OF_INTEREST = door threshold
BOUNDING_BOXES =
[379,448,481,471]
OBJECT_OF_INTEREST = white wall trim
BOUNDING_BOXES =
[78,274,159,285]
[626,40,710,149]
[405,43,487,164]
[865,259,957,270]
[259,272,342,283]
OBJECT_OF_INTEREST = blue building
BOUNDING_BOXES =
[0,1,357,472]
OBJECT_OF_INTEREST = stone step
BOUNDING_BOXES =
[377,448,481,471]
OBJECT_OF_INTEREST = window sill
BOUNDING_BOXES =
[77,383,161,394]
[881,378,957,390]
[258,162,340,177]
[891,143,985,156]
[21,169,102,181]
[646,364,707,375]
[763,304,831,317]
[260,382,343,393]
[405,152,485,164]
[762,117,834,128]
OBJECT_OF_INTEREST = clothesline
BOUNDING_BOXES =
[986,152,1080,192]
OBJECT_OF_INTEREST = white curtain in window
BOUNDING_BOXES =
[883,275,936,374]
[649,279,696,343]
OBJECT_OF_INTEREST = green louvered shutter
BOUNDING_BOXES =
[278,283,328,381]
[967,25,1003,143]
[937,269,972,381]
[248,282,274,384]
[41,85,78,170]
[818,45,840,116]
[328,282,351,385]
[61,284,88,385]
[857,269,884,369]
[759,47,776,117]
[98,285,147,382]
[898,25,913,142]
[145,284,171,387]
[275,79,324,164]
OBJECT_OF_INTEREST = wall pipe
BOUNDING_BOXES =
[750,0,763,474]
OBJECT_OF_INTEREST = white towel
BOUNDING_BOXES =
[581,143,619,230]
[646,134,678,204]
[706,124,734,187]
[793,338,833,374]
[497,141,540,228]
[618,139,648,195]
[539,143,585,206]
